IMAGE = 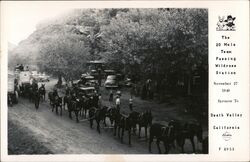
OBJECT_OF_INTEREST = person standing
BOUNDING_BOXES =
[115,96,121,111]
[93,92,99,108]
[32,79,38,91]
[98,94,102,109]
[129,96,133,111]
[109,90,113,103]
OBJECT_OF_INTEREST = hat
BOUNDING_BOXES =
[225,15,235,22]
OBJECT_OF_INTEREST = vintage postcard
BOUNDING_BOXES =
[0,1,249,162]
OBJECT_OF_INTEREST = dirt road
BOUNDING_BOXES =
[8,79,206,154]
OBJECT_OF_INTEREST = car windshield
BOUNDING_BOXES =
[107,75,116,80]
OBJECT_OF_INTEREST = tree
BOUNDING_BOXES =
[100,8,208,94]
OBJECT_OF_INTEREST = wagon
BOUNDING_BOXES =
[18,71,32,97]
[8,73,18,106]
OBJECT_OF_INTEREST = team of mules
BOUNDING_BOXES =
[48,87,208,153]
[23,83,207,154]
[149,120,207,154]
[19,82,45,109]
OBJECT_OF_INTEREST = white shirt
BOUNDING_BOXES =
[129,98,133,104]
[116,98,121,105]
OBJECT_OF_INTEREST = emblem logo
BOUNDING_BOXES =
[222,132,232,141]
[216,15,236,31]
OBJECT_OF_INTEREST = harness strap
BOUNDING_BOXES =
[168,126,173,137]
[161,127,167,137]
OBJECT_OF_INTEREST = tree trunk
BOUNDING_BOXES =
[187,75,191,96]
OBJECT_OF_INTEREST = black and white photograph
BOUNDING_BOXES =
[6,7,208,155]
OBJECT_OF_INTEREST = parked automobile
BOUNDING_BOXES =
[124,78,133,87]
[38,74,50,82]
[104,75,118,88]
[77,87,96,98]
[104,70,115,78]
[90,69,103,79]
[78,75,96,86]
[84,76,99,88]
[85,79,98,87]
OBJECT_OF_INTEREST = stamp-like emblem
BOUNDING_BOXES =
[216,15,236,31]
[222,132,232,141]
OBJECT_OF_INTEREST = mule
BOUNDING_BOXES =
[111,108,122,137]
[49,90,63,116]
[106,106,117,126]
[53,95,63,116]
[128,111,140,135]
[38,84,46,101]
[33,89,40,109]
[48,91,54,106]
[202,136,208,154]
[88,106,108,134]
[28,86,34,102]
[169,120,203,153]
[149,123,175,154]
[119,114,133,145]
[68,98,81,123]
[111,109,134,145]
[138,110,153,138]
[19,83,31,98]
[79,96,89,118]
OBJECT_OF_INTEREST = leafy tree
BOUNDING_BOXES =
[9,8,208,96]
[100,8,208,94]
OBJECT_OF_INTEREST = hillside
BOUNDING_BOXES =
[8,8,208,95]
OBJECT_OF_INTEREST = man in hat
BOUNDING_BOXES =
[93,91,99,108]
[32,79,38,91]
[225,15,236,30]
[129,96,133,111]
[115,95,121,111]
[98,94,102,109]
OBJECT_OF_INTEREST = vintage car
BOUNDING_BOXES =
[104,70,115,78]
[104,75,118,88]
[77,86,96,98]
[123,78,133,87]
[78,75,98,88]
[84,76,98,86]
[38,74,50,82]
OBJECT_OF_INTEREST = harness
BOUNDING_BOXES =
[161,126,173,137]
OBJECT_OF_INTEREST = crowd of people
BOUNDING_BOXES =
[108,89,134,113]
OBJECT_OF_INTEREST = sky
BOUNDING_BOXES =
[3,2,72,45]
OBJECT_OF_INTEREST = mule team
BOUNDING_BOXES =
[25,81,208,154]
[18,79,46,109]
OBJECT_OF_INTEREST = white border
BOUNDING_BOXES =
[1,1,249,162]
